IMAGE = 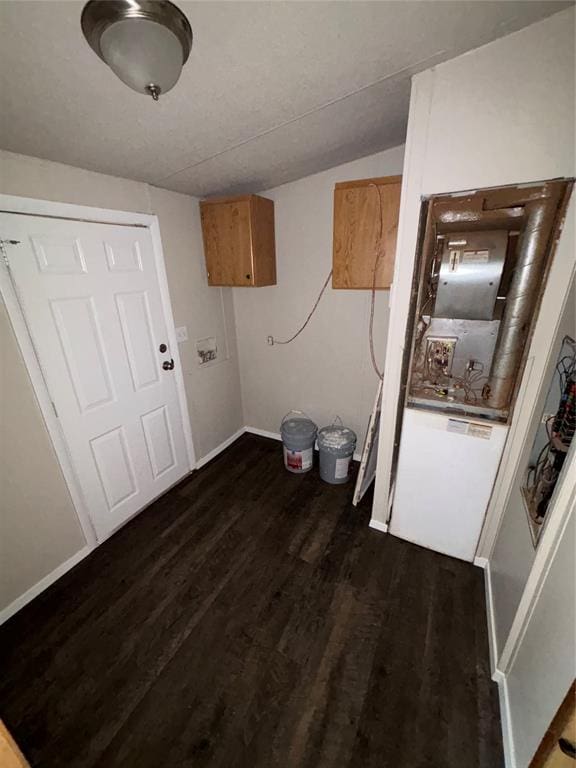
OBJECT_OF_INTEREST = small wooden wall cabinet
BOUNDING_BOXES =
[332,175,402,289]
[199,194,276,287]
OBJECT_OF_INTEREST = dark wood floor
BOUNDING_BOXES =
[0,434,503,768]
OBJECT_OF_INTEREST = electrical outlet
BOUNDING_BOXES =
[267,336,274,346]
[541,412,555,425]
[175,326,188,343]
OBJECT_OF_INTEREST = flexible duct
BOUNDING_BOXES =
[486,197,558,410]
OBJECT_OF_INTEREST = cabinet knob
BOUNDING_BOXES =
[246,273,251,280]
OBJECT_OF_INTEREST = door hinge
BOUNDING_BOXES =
[51,401,58,418]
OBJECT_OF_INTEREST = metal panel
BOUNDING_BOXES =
[408,318,503,419]
[434,230,507,321]
[390,408,509,561]
[406,396,507,422]
[425,317,500,380]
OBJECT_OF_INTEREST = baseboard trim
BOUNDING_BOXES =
[2,427,249,626]
[0,545,92,625]
[244,426,282,441]
[369,518,389,534]
[482,558,499,679]
[245,426,362,461]
[195,428,246,469]
[494,670,515,768]
[480,559,515,767]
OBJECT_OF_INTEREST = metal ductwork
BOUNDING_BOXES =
[486,193,560,410]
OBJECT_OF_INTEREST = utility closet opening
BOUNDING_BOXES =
[404,179,573,425]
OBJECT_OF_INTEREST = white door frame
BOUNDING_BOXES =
[0,194,197,548]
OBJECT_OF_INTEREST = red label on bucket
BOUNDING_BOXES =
[283,446,313,472]
[286,450,302,470]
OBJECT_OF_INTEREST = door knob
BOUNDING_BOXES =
[162,359,175,371]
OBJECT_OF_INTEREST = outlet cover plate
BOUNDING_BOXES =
[175,326,188,343]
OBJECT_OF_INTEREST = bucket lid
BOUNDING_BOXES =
[318,425,357,449]
[281,417,317,440]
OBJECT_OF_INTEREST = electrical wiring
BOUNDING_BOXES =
[270,182,389,381]
[452,376,478,403]
[526,438,551,489]
[524,336,576,525]
[268,268,333,345]
[556,352,576,395]
[368,183,385,380]
[369,278,383,378]
[410,232,444,392]
[457,363,488,403]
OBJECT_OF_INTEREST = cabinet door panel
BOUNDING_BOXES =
[201,200,254,286]
[333,177,401,289]
[250,196,276,286]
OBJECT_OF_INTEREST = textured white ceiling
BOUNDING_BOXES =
[0,1,571,197]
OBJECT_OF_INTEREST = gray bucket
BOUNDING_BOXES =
[317,420,357,484]
[280,410,318,474]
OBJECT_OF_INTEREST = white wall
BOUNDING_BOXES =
[233,145,404,447]
[0,150,243,613]
[374,6,575,528]
[147,186,243,459]
[371,9,575,765]
[506,507,575,767]
[490,277,576,656]
[0,298,86,609]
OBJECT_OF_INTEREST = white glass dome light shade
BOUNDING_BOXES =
[99,18,183,98]
[81,1,193,101]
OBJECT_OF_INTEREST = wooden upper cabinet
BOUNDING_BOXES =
[332,175,402,289]
[199,194,276,287]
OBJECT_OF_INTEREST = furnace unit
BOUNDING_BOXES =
[389,179,573,561]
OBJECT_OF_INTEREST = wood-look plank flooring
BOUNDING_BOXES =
[0,434,503,767]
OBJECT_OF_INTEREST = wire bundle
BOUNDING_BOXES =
[524,335,576,526]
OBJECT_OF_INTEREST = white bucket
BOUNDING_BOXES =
[317,420,357,485]
[280,410,318,474]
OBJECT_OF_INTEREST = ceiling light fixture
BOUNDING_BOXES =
[81,0,193,101]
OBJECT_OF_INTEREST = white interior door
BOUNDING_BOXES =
[1,212,191,540]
